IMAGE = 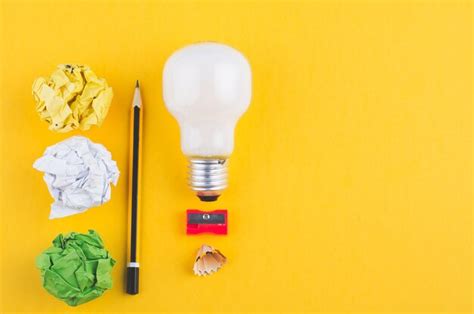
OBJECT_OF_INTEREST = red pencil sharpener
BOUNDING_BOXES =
[186,209,228,235]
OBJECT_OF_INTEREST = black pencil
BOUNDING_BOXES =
[126,80,142,295]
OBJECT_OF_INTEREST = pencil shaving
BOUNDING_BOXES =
[193,244,226,276]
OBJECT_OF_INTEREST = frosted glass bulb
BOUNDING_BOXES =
[163,42,252,201]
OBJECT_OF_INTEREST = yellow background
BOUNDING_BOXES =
[0,0,472,313]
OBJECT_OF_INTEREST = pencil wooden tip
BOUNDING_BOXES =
[132,81,142,108]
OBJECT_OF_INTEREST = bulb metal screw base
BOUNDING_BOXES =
[188,158,228,202]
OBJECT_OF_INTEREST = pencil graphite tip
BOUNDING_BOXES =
[135,80,140,88]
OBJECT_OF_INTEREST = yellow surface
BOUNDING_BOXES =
[0,0,472,313]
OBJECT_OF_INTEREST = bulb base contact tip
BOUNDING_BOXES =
[188,158,228,201]
[198,194,220,202]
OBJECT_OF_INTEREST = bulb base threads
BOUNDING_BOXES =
[188,158,228,201]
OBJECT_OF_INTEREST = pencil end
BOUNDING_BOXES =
[135,80,140,88]
[126,266,140,295]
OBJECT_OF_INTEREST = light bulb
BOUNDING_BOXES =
[163,42,252,201]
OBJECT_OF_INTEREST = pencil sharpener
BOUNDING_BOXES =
[186,209,228,235]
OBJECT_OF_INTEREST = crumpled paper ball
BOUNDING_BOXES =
[32,64,113,132]
[36,230,115,306]
[33,136,120,219]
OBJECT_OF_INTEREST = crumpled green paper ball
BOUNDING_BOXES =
[36,230,115,306]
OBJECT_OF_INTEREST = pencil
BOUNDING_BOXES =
[126,80,143,295]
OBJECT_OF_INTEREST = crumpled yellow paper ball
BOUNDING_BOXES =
[32,64,113,132]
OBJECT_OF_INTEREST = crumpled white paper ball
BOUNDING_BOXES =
[33,136,120,219]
